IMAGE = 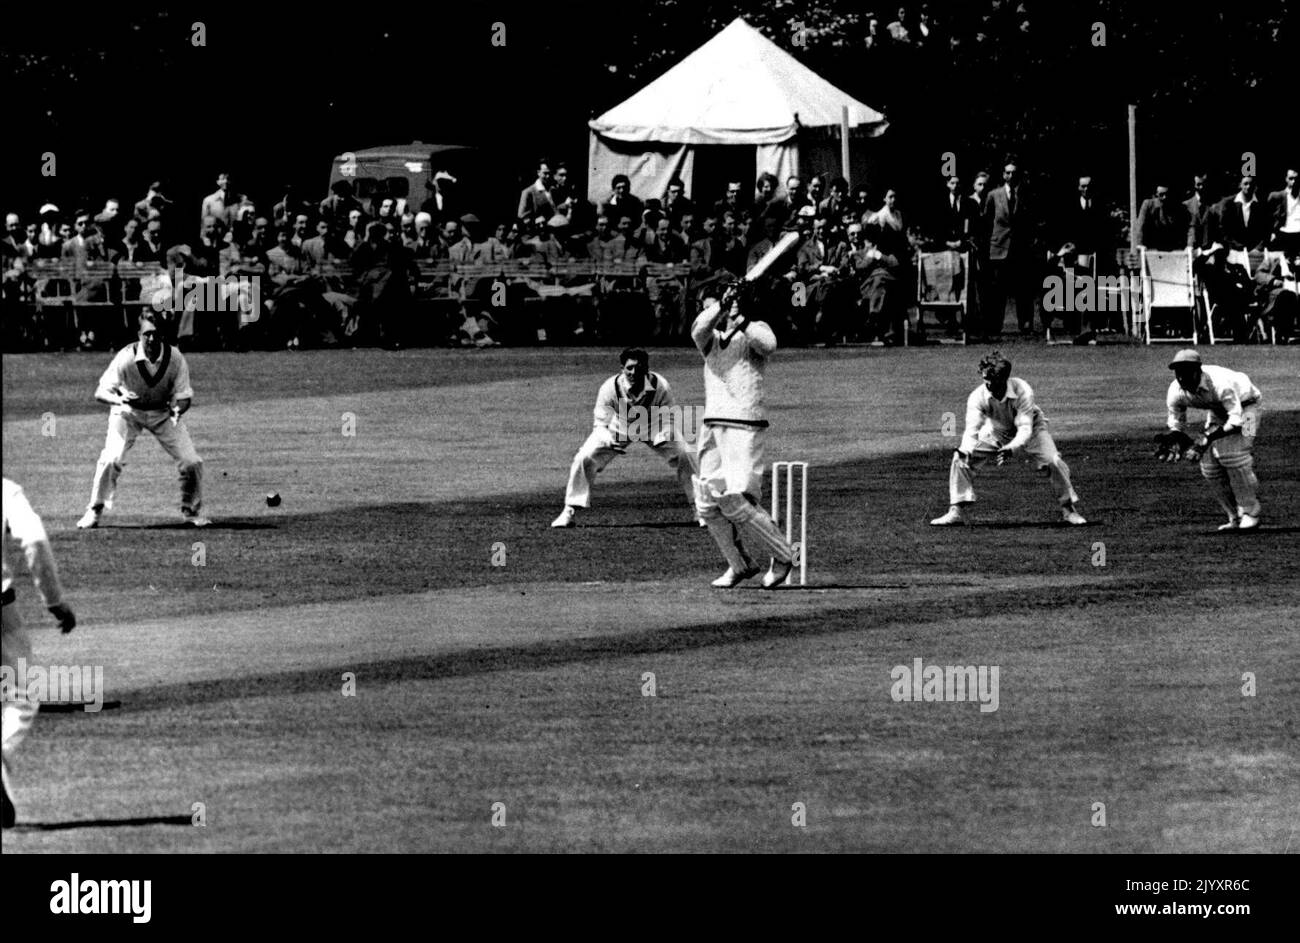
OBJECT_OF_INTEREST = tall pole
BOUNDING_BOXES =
[1128,104,1138,252]
[841,106,851,187]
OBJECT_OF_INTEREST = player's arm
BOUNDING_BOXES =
[4,482,75,631]
[691,300,727,355]
[1003,388,1036,453]
[957,389,983,457]
[1166,383,1189,434]
[94,351,137,406]
[1215,386,1244,435]
[742,319,777,356]
[593,377,618,428]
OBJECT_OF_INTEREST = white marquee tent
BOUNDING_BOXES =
[587,17,888,204]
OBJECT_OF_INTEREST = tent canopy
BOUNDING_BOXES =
[589,17,888,146]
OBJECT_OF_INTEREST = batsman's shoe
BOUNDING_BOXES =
[1238,513,1260,530]
[929,506,966,526]
[1217,516,1240,531]
[184,514,212,528]
[761,558,794,589]
[711,565,761,588]
[550,507,576,528]
[1061,505,1087,526]
[76,508,102,529]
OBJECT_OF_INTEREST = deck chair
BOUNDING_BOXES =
[1137,248,1197,344]
[912,250,968,344]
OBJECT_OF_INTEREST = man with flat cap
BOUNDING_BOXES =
[1155,349,1263,530]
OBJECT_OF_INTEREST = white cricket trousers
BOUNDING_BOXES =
[88,406,204,515]
[949,425,1079,507]
[2,601,38,773]
[1200,404,1261,518]
[564,427,698,510]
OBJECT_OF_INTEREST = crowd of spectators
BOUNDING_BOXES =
[3,156,1297,351]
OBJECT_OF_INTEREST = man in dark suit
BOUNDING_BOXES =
[1184,174,1215,250]
[599,175,643,230]
[517,159,557,224]
[1266,168,1300,256]
[1059,176,1110,261]
[982,161,1039,335]
[1136,184,1189,251]
[1211,176,1270,252]
[937,175,978,249]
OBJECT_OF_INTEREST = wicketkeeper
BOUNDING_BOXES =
[1155,349,1262,530]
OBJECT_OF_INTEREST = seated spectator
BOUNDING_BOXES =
[646,217,687,263]
[518,158,557,222]
[753,172,780,219]
[448,216,479,262]
[93,199,124,245]
[399,213,420,252]
[19,221,40,260]
[1253,247,1299,341]
[273,185,313,228]
[291,214,311,248]
[842,222,905,344]
[720,210,748,274]
[61,210,107,265]
[527,215,570,264]
[375,198,398,226]
[36,204,63,259]
[190,216,226,276]
[109,217,149,263]
[138,218,167,264]
[350,220,418,347]
[301,219,334,273]
[819,176,851,221]
[476,221,513,263]
[1135,183,1189,251]
[745,215,782,272]
[344,208,366,251]
[1,213,21,261]
[807,175,826,211]
[600,174,643,229]
[852,183,874,219]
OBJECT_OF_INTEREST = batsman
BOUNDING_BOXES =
[1155,349,1263,530]
[691,279,796,589]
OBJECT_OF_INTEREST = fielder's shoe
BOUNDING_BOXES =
[761,558,794,589]
[76,507,102,529]
[550,507,576,528]
[1217,516,1240,531]
[2,762,15,829]
[711,564,761,588]
[929,506,966,526]
[184,514,212,528]
[1061,505,1087,525]
[1238,513,1260,530]
[697,517,707,527]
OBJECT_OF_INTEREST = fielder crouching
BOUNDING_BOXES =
[691,282,796,588]
[931,352,1087,526]
[1156,349,1262,530]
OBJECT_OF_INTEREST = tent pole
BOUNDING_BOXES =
[841,106,852,187]
[1128,104,1138,252]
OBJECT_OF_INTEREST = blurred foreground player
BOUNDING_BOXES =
[3,478,77,828]
[551,348,699,527]
[931,352,1087,526]
[691,283,795,588]
[1154,349,1262,530]
[77,312,208,528]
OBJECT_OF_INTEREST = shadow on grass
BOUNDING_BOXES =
[19,814,193,831]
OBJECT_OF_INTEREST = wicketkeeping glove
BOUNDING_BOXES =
[1153,429,1193,463]
[48,602,76,633]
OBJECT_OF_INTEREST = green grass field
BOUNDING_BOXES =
[3,343,1297,852]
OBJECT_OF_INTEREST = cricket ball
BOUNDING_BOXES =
[266,492,281,507]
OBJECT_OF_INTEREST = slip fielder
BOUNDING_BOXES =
[1154,349,1262,530]
[931,352,1087,526]
[77,312,209,529]
[691,282,795,588]
[3,477,78,828]
[551,348,699,528]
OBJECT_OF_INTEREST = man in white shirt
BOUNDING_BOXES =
[551,349,699,528]
[76,313,208,529]
[1159,349,1262,530]
[931,352,1086,526]
[3,477,77,827]
[691,284,796,588]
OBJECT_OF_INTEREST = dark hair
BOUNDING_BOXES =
[619,347,649,366]
[612,174,631,189]
[755,171,779,191]
[978,351,1012,379]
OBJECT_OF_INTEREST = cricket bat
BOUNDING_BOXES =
[716,230,803,341]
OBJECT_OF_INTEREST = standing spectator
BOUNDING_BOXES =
[1184,174,1214,249]
[1212,176,1269,252]
[1136,184,1189,251]
[62,210,106,265]
[551,163,574,208]
[133,181,172,223]
[419,170,458,223]
[1058,176,1109,262]
[887,6,914,43]
[807,175,826,211]
[819,176,851,222]
[200,172,234,227]
[600,174,643,229]
[320,180,363,226]
[967,171,992,333]
[937,175,977,249]
[712,180,746,220]
[864,15,886,49]
[866,188,908,259]
[19,221,40,260]
[138,218,166,264]
[1266,167,1300,256]
[1,214,21,261]
[518,158,557,223]
[753,172,780,219]
[663,178,695,227]
[94,199,124,246]
[273,185,311,228]
[982,161,1039,336]
[291,214,311,249]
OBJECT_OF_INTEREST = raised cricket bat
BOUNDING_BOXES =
[713,230,803,340]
